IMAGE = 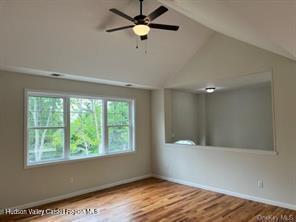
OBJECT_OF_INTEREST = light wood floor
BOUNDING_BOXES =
[1,178,295,222]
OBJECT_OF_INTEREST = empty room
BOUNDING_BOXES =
[0,0,295,221]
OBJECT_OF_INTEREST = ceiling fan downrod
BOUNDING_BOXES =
[140,0,144,16]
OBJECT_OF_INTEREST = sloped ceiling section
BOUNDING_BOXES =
[160,0,296,61]
[0,0,214,88]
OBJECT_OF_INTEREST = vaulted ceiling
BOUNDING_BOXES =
[160,0,296,61]
[0,0,295,89]
[0,0,214,88]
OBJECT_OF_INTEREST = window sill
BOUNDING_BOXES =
[24,150,136,169]
[165,143,278,156]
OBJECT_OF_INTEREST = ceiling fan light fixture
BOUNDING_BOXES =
[133,24,150,36]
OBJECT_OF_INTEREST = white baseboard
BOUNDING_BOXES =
[152,174,296,211]
[7,174,152,210]
[5,174,295,213]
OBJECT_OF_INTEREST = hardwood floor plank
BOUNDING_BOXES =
[1,178,295,222]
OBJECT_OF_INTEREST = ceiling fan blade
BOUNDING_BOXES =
[149,23,179,31]
[140,35,148,41]
[110,8,135,22]
[106,25,134,32]
[147,6,168,21]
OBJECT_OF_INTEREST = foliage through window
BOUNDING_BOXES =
[28,96,65,163]
[70,98,103,158]
[107,101,130,153]
[26,91,135,166]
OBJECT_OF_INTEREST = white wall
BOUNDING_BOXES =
[0,71,151,208]
[167,89,200,144]
[151,33,296,208]
[206,82,273,150]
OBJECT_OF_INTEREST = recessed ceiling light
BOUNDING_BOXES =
[205,87,216,93]
[51,73,62,77]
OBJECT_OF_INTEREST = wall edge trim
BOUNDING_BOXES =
[152,174,296,211]
[4,174,152,211]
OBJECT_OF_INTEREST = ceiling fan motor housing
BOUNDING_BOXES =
[134,15,149,25]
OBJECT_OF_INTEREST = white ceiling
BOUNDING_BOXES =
[160,0,296,61]
[0,0,214,88]
[1,0,295,89]
[193,72,272,94]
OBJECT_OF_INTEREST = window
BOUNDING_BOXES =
[70,98,103,158]
[27,96,65,163]
[25,91,135,167]
[107,100,131,153]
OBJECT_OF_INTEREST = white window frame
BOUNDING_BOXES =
[106,99,134,154]
[24,89,136,168]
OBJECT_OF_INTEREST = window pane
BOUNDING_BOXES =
[28,128,64,163]
[107,101,129,126]
[28,96,64,128]
[70,98,103,158]
[108,126,129,153]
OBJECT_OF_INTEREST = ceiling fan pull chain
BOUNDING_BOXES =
[145,38,148,54]
[136,37,139,49]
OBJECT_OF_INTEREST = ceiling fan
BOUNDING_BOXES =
[106,0,179,41]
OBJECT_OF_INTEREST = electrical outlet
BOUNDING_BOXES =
[257,180,263,188]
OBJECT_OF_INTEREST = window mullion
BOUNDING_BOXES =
[102,99,108,154]
[129,101,134,150]
[64,97,70,160]
[29,126,65,130]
